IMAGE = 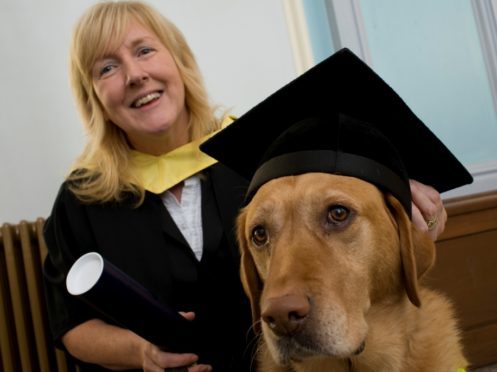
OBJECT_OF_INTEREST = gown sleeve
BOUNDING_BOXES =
[42,182,102,347]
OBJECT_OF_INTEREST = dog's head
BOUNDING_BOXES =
[236,173,435,365]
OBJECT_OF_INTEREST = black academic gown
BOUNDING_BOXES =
[42,164,255,372]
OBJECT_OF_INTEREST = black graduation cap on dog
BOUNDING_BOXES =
[200,48,473,216]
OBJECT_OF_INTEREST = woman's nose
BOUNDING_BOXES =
[125,61,148,86]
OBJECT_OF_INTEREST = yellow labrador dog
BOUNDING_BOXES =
[237,173,467,372]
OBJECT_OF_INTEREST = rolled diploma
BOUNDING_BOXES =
[66,252,193,352]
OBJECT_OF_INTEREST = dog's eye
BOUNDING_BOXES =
[327,205,350,224]
[251,225,269,246]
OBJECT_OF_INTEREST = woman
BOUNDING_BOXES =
[42,1,446,371]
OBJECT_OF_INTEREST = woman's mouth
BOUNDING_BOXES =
[131,91,162,108]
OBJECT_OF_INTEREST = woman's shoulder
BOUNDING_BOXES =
[48,178,88,221]
[53,169,93,200]
[50,170,109,214]
[56,168,142,206]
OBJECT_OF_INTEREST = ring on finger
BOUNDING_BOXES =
[426,215,438,231]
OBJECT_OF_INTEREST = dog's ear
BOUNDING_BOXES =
[386,194,436,307]
[236,209,263,334]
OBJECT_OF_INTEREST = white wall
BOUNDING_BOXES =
[0,0,296,224]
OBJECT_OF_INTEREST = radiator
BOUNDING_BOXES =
[0,219,74,372]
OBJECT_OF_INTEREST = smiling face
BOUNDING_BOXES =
[92,21,189,155]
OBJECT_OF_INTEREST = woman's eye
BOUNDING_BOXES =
[138,47,154,56]
[97,63,116,77]
[99,64,114,76]
[251,225,269,246]
[327,205,350,224]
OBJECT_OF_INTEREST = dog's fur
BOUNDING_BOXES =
[237,173,467,372]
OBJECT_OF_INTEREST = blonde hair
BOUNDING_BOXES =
[68,0,220,204]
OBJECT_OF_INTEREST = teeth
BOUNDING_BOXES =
[133,92,160,108]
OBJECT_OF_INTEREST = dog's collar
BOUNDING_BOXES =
[246,149,412,217]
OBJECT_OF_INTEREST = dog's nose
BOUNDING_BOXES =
[261,294,310,336]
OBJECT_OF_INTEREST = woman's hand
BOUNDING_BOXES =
[141,343,211,371]
[63,318,211,371]
[141,312,212,372]
[409,180,447,241]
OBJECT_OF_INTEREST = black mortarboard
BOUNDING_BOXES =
[200,48,472,216]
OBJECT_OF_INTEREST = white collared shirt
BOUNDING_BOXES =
[161,175,203,261]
